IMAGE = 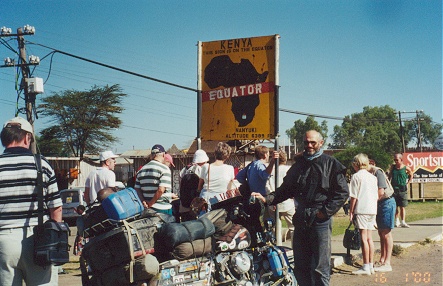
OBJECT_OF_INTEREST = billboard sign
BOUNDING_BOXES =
[404,152,443,183]
[199,35,279,141]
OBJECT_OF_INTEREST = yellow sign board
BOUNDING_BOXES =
[199,35,278,141]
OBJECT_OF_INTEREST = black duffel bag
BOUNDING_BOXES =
[33,220,71,267]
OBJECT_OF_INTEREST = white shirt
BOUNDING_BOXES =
[349,169,378,214]
[85,167,116,203]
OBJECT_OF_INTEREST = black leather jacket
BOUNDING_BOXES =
[266,153,349,220]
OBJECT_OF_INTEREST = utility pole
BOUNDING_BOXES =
[416,110,423,152]
[17,27,36,153]
[1,25,40,153]
[398,111,406,153]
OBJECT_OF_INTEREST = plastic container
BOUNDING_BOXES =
[267,247,283,277]
[101,187,143,220]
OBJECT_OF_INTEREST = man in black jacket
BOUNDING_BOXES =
[252,130,349,286]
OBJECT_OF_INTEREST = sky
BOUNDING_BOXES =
[0,0,441,154]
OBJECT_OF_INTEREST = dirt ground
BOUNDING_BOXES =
[330,240,443,286]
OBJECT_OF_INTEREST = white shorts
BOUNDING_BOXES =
[355,214,377,230]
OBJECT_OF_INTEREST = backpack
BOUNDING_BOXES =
[369,166,395,199]
[180,165,200,208]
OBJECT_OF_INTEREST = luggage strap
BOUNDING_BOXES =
[123,220,145,283]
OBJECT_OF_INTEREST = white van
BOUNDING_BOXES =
[60,187,85,226]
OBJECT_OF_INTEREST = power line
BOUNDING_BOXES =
[27,41,199,92]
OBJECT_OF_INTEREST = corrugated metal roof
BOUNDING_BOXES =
[119,149,150,158]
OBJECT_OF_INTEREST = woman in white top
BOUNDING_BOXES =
[349,153,379,276]
[199,142,235,209]
[267,150,296,241]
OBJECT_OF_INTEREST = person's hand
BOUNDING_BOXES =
[142,200,149,209]
[349,212,354,222]
[272,151,279,160]
[171,193,178,199]
[251,192,266,203]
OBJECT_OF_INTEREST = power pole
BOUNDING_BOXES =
[1,25,40,153]
[416,110,423,152]
[17,27,36,153]
[398,111,406,153]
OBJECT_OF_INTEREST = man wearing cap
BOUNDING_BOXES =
[0,116,62,285]
[135,144,172,213]
[84,150,119,204]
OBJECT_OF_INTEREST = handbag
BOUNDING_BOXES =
[343,221,361,250]
[33,154,71,267]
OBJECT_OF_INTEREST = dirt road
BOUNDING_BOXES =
[330,240,443,286]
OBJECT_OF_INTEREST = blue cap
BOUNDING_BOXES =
[151,144,166,154]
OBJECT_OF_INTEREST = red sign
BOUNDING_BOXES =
[404,152,443,183]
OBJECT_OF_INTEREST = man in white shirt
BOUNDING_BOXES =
[84,150,119,204]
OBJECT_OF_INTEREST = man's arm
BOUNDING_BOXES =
[265,151,279,175]
[134,187,148,208]
[84,187,90,205]
[406,166,414,184]
[49,206,62,222]
[321,168,349,219]
[147,186,166,207]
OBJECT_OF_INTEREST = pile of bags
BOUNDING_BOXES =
[81,188,236,285]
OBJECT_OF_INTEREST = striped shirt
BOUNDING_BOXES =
[0,147,62,229]
[135,160,171,204]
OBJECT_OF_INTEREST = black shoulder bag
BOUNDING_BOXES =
[343,220,361,250]
[33,154,71,267]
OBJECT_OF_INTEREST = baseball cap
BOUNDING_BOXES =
[99,150,119,161]
[151,144,166,154]
[3,116,33,135]
[164,153,175,167]
[193,149,209,164]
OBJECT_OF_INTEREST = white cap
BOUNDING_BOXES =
[3,117,33,135]
[193,149,209,164]
[99,150,119,161]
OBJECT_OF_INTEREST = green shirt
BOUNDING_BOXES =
[391,166,408,187]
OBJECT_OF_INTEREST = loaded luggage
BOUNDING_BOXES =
[83,212,175,273]
[83,187,145,238]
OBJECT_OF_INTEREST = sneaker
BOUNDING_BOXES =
[400,222,410,228]
[374,264,392,272]
[370,268,375,274]
[352,268,371,275]
[395,220,400,227]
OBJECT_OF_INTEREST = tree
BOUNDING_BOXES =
[404,112,442,149]
[333,146,393,173]
[36,126,70,157]
[285,116,328,152]
[39,84,126,159]
[329,105,400,154]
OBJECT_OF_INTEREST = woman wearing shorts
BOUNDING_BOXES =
[349,153,379,275]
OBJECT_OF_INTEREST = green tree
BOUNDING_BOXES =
[39,84,126,159]
[333,146,393,173]
[36,126,70,157]
[404,112,442,149]
[285,116,328,152]
[329,105,400,154]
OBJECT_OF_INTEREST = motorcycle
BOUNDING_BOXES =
[80,190,297,286]
[209,190,297,286]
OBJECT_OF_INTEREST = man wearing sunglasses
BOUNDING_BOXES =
[252,130,349,286]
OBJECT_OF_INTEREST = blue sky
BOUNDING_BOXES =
[1,1,441,153]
